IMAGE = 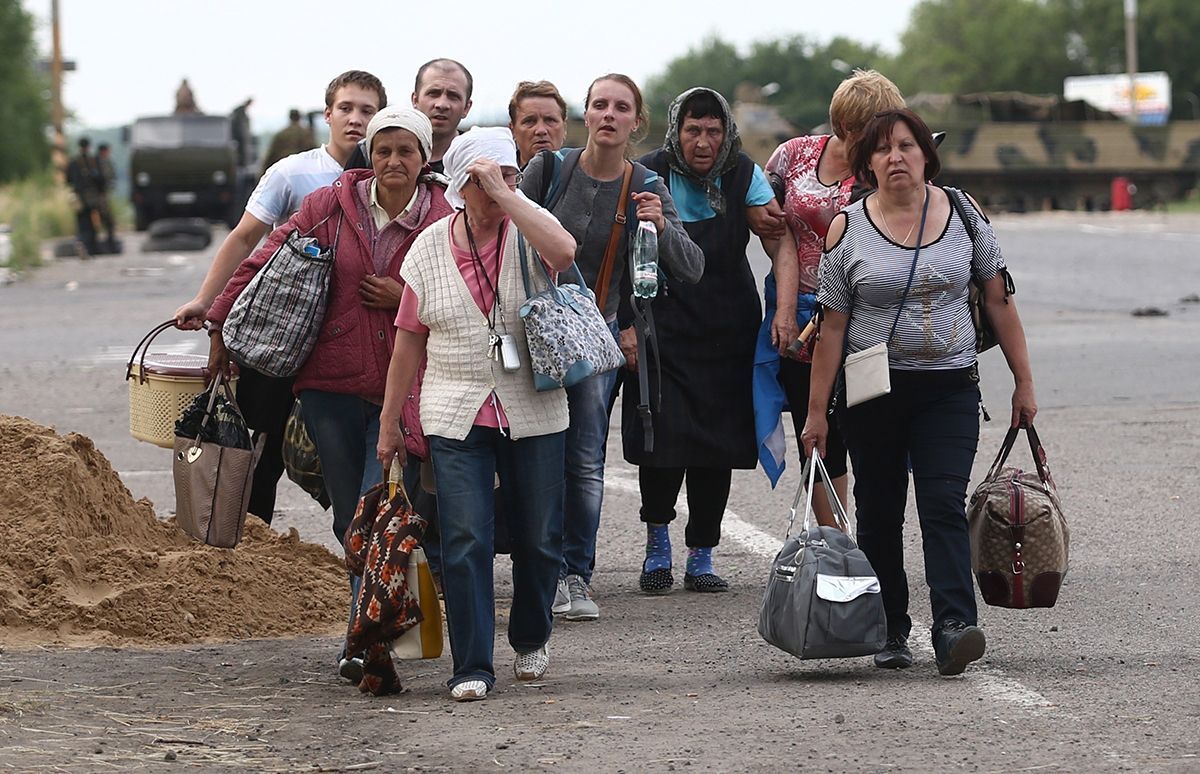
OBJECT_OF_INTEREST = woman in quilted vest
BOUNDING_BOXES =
[802,109,1037,677]
[377,127,576,702]
[206,107,452,684]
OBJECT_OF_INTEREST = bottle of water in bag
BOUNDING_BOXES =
[632,220,658,299]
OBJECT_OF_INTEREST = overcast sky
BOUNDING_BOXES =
[28,0,919,131]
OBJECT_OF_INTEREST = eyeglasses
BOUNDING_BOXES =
[471,171,523,189]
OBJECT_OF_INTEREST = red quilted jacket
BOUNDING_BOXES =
[209,169,452,457]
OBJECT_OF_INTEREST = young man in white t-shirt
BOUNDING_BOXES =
[171,71,386,530]
[174,70,386,327]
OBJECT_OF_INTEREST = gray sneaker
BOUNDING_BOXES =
[552,578,571,615]
[564,574,599,621]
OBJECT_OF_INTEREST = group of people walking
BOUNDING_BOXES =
[172,60,1037,699]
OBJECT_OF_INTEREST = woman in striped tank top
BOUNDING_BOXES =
[801,109,1037,677]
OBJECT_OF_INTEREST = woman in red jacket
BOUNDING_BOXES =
[205,107,452,679]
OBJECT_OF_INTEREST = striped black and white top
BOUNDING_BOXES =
[817,186,1005,370]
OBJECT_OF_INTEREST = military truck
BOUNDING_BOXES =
[128,114,253,231]
[908,93,1200,211]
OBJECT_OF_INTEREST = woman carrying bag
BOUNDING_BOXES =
[377,127,577,702]
[801,108,1037,676]
[517,73,704,621]
[206,107,451,683]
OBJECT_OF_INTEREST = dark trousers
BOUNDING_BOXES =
[838,370,980,640]
[638,466,732,548]
[236,368,295,523]
[779,359,848,478]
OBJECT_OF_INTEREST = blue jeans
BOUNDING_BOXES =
[562,328,621,582]
[837,370,980,641]
[299,390,383,655]
[430,426,565,689]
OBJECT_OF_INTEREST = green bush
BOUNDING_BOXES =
[0,173,75,269]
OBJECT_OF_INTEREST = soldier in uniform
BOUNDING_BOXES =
[66,138,101,255]
[175,79,198,114]
[262,109,317,172]
[95,143,118,253]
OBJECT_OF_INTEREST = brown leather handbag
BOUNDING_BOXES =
[172,373,263,548]
[968,425,1069,608]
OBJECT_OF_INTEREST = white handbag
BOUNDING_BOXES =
[843,342,891,407]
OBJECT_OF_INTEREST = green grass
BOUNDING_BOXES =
[1165,196,1200,214]
[0,173,76,270]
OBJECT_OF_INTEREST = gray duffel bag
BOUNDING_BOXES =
[758,454,887,660]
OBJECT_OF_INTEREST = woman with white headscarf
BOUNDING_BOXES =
[377,127,576,702]
[206,106,452,682]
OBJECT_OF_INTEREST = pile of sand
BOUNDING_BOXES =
[0,415,348,647]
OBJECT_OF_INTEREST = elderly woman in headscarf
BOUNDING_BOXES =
[622,87,786,595]
[206,106,452,682]
[377,127,577,702]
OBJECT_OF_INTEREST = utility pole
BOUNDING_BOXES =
[50,0,65,180]
[1124,0,1139,124]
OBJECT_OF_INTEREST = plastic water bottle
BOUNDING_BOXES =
[632,220,658,299]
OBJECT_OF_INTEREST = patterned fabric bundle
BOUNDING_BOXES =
[517,236,625,391]
[344,482,428,696]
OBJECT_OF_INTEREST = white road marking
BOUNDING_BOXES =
[604,473,1058,716]
[91,340,198,363]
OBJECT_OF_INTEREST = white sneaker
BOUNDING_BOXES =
[514,644,549,681]
[450,680,489,702]
[552,578,571,615]
[564,574,599,621]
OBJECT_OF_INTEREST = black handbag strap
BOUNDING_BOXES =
[840,187,930,360]
[885,186,930,346]
[984,424,1054,488]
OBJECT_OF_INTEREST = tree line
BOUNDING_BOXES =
[0,0,50,184]
[645,0,1200,131]
[4,0,1198,182]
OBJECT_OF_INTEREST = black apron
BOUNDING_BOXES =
[621,151,760,469]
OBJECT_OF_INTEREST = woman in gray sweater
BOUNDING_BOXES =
[518,73,704,622]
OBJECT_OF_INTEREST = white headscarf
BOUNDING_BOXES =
[365,106,433,162]
[442,126,519,209]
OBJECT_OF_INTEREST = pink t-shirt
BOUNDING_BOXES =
[396,212,512,429]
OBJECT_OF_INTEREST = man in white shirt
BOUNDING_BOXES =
[172,70,386,525]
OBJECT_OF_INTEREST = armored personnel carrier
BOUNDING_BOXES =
[910,93,1200,211]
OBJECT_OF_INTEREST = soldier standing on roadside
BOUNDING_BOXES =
[95,143,118,253]
[66,137,101,256]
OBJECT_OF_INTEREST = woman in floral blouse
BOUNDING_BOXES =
[754,69,905,520]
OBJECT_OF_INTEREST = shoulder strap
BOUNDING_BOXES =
[593,161,634,313]
[543,148,582,211]
[946,186,978,245]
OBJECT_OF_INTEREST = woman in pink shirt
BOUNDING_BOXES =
[377,128,576,702]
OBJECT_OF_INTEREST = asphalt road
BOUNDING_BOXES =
[1,212,1198,772]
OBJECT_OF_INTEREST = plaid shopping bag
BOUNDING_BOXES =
[222,216,341,378]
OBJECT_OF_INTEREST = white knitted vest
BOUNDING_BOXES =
[400,217,569,441]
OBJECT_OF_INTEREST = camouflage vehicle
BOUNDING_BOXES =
[128,114,253,231]
[909,93,1200,212]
